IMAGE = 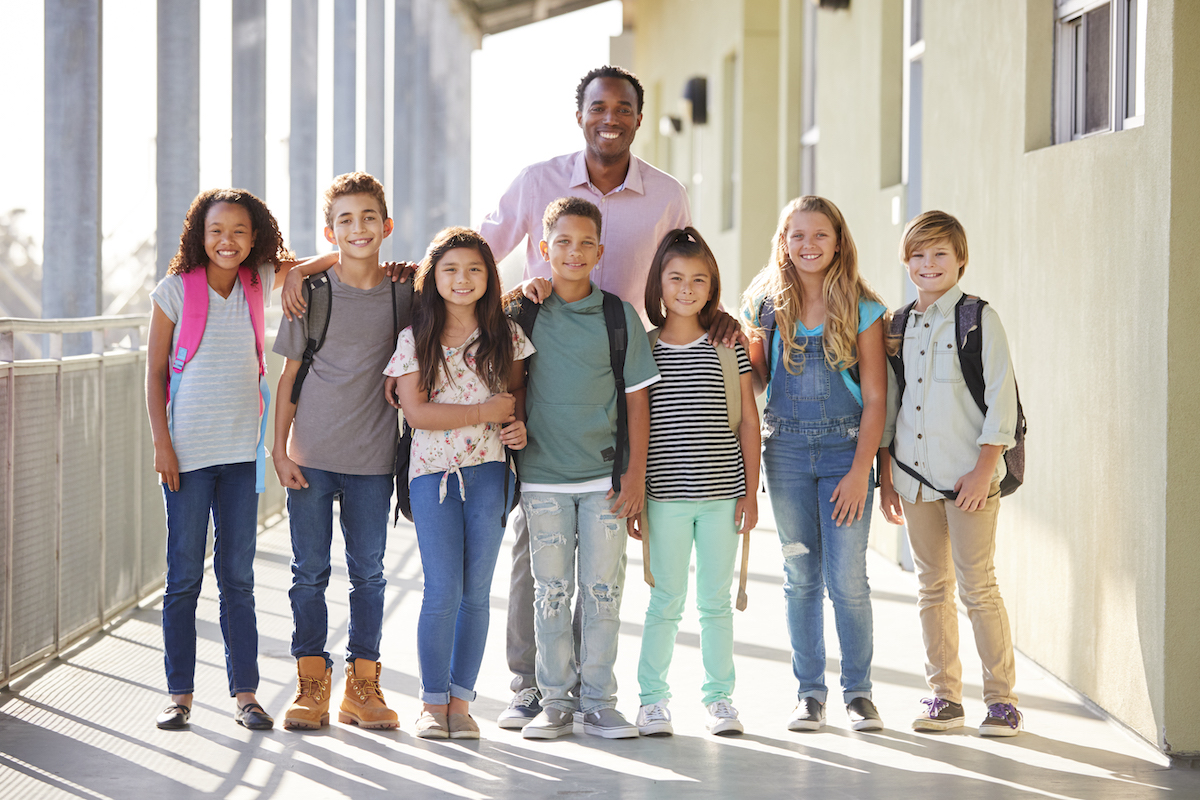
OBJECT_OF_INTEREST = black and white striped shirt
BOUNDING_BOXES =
[645,335,751,501]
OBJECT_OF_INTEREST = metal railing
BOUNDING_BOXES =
[0,315,287,687]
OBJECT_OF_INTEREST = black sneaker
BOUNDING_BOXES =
[846,697,884,731]
[912,697,966,732]
[979,703,1022,737]
[787,697,825,731]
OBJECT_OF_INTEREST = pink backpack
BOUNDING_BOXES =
[167,266,271,493]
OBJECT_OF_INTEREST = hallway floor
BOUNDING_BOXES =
[2,505,1196,799]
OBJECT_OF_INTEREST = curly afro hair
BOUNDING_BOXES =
[168,188,293,281]
[575,65,644,114]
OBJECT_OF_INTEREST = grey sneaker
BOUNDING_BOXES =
[577,707,639,739]
[498,687,542,729]
[787,697,825,731]
[521,706,574,740]
[846,697,884,731]
[979,703,1022,737]
[636,700,674,736]
[912,697,965,732]
[705,699,744,736]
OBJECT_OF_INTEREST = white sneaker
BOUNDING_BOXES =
[636,700,674,736]
[705,699,744,735]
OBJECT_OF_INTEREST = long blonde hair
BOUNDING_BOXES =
[742,196,887,375]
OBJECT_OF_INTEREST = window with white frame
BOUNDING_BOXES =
[1054,0,1146,143]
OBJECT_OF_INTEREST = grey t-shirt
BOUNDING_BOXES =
[273,269,412,475]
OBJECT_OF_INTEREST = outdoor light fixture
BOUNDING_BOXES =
[683,76,707,125]
[659,114,683,137]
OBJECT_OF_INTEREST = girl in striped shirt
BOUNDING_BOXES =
[632,228,761,737]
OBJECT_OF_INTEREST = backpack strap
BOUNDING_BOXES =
[717,342,741,431]
[759,296,777,383]
[602,291,629,494]
[289,271,333,404]
[954,294,989,415]
[505,293,541,340]
[168,269,212,407]
[391,276,414,343]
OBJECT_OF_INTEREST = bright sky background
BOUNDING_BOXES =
[0,0,622,309]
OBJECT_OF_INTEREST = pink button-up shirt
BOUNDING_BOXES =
[478,150,692,328]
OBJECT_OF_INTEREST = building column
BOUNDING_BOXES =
[156,0,201,281]
[44,0,102,355]
[232,0,267,196]
[364,0,386,180]
[333,0,356,177]
[409,0,432,250]
[392,0,415,258]
[290,0,319,255]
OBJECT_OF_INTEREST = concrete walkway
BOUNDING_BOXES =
[1,505,1196,799]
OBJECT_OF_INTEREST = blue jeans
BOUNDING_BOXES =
[763,422,875,702]
[162,461,259,696]
[287,468,392,668]
[524,490,627,714]
[411,461,510,704]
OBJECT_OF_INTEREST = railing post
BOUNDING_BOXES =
[3,365,13,683]
[54,365,63,652]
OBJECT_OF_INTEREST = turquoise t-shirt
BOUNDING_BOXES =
[520,284,660,485]
[745,297,885,407]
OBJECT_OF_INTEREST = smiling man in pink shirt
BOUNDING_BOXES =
[481,65,694,728]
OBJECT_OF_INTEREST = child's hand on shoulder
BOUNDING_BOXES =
[522,277,553,304]
[830,469,870,527]
[953,467,994,512]
[282,269,307,321]
[735,494,758,534]
[479,392,516,424]
[500,420,527,450]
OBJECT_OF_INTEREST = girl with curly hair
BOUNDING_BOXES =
[146,188,303,732]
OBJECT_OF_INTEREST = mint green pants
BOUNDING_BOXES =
[637,498,739,705]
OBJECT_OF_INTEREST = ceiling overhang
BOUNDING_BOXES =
[457,0,617,36]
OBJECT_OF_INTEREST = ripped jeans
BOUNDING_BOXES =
[523,490,627,714]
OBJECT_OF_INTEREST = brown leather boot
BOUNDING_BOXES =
[283,656,331,730]
[338,659,399,729]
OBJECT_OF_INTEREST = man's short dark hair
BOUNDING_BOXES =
[575,65,644,115]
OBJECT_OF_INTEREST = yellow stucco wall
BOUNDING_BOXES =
[628,0,1199,756]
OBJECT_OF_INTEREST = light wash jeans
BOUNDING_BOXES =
[524,490,627,714]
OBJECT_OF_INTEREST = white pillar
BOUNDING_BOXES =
[232,0,267,196]
[156,0,201,281]
[44,0,102,355]
[290,0,319,255]
[392,0,415,258]
[333,0,356,176]
[364,0,385,181]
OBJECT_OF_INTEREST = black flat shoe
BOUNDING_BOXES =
[156,704,191,730]
[236,702,275,730]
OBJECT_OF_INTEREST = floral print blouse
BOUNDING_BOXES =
[384,320,535,501]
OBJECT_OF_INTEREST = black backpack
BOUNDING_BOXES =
[290,270,412,402]
[887,294,1027,498]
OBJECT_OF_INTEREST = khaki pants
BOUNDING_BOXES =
[901,482,1017,706]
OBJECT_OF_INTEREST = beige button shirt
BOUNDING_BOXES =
[882,285,1018,504]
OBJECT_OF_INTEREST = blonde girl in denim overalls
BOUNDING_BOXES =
[742,196,890,733]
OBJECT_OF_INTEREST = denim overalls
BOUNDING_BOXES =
[761,330,875,703]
